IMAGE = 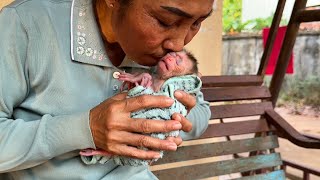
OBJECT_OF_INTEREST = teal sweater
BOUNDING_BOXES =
[81,75,202,166]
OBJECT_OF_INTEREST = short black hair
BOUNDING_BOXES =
[183,49,199,75]
[119,0,132,6]
[117,0,134,19]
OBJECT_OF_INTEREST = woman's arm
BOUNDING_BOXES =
[174,91,211,140]
[0,8,96,172]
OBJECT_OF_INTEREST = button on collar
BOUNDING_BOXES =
[113,71,120,79]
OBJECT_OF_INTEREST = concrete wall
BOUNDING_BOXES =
[222,32,320,79]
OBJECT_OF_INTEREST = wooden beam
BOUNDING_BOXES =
[295,9,320,22]
[202,86,271,102]
[210,102,273,119]
[258,0,287,76]
[201,75,263,87]
[152,153,283,180]
[265,110,320,148]
[234,170,286,180]
[283,159,320,177]
[269,0,307,106]
[154,135,279,165]
[200,119,273,139]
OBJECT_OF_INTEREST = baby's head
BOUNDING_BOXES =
[156,49,199,80]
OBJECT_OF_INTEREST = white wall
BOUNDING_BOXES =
[242,0,320,22]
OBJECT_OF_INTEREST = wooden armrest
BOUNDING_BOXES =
[265,110,320,149]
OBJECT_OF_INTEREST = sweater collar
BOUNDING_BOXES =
[70,0,113,67]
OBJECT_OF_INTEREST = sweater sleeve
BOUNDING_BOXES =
[0,7,95,173]
[180,90,211,140]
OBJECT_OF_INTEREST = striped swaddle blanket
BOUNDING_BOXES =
[81,75,202,166]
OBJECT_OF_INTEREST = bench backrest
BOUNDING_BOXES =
[151,0,320,179]
[151,76,285,179]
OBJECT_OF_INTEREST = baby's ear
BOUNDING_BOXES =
[197,72,202,78]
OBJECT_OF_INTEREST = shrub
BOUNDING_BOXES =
[280,76,320,108]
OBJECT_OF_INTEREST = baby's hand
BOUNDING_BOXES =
[119,72,152,90]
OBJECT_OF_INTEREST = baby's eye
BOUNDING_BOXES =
[176,58,182,65]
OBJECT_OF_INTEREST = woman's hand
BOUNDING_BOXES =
[165,90,196,146]
[89,92,184,160]
[173,90,196,131]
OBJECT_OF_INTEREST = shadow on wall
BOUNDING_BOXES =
[0,0,14,10]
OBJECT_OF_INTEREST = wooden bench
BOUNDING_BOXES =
[151,0,320,179]
[151,75,320,180]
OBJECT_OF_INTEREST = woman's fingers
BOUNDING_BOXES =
[172,113,192,132]
[90,92,190,160]
[110,131,178,151]
[112,144,161,160]
[123,95,174,112]
[124,118,182,134]
[166,136,183,147]
[174,90,196,113]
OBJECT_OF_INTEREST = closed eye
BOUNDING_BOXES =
[176,58,182,65]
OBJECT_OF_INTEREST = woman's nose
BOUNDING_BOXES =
[163,28,189,52]
[163,38,184,52]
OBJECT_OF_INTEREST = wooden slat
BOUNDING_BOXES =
[201,75,263,88]
[199,119,273,139]
[202,86,271,102]
[234,170,286,180]
[295,9,320,22]
[210,102,273,119]
[153,153,283,180]
[153,135,279,165]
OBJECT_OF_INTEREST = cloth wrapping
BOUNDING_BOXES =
[81,75,202,166]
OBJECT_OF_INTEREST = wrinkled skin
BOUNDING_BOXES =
[89,0,214,160]
[118,51,195,91]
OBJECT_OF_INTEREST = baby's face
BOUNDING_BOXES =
[156,51,193,80]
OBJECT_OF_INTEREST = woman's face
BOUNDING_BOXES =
[111,0,214,66]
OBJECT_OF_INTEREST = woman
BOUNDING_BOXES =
[0,0,213,179]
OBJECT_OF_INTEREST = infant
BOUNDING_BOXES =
[80,50,202,166]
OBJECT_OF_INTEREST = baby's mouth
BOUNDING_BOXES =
[161,59,169,70]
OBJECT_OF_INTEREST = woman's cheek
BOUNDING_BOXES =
[141,26,164,50]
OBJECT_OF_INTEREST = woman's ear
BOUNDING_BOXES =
[105,0,117,8]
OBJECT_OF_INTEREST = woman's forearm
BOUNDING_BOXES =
[181,91,210,140]
[0,112,95,172]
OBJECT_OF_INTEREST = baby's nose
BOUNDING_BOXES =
[169,52,177,57]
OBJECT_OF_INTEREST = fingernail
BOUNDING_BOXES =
[154,153,161,159]
[173,114,181,121]
[165,98,174,104]
[168,144,177,151]
[175,91,182,98]
[173,123,182,129]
